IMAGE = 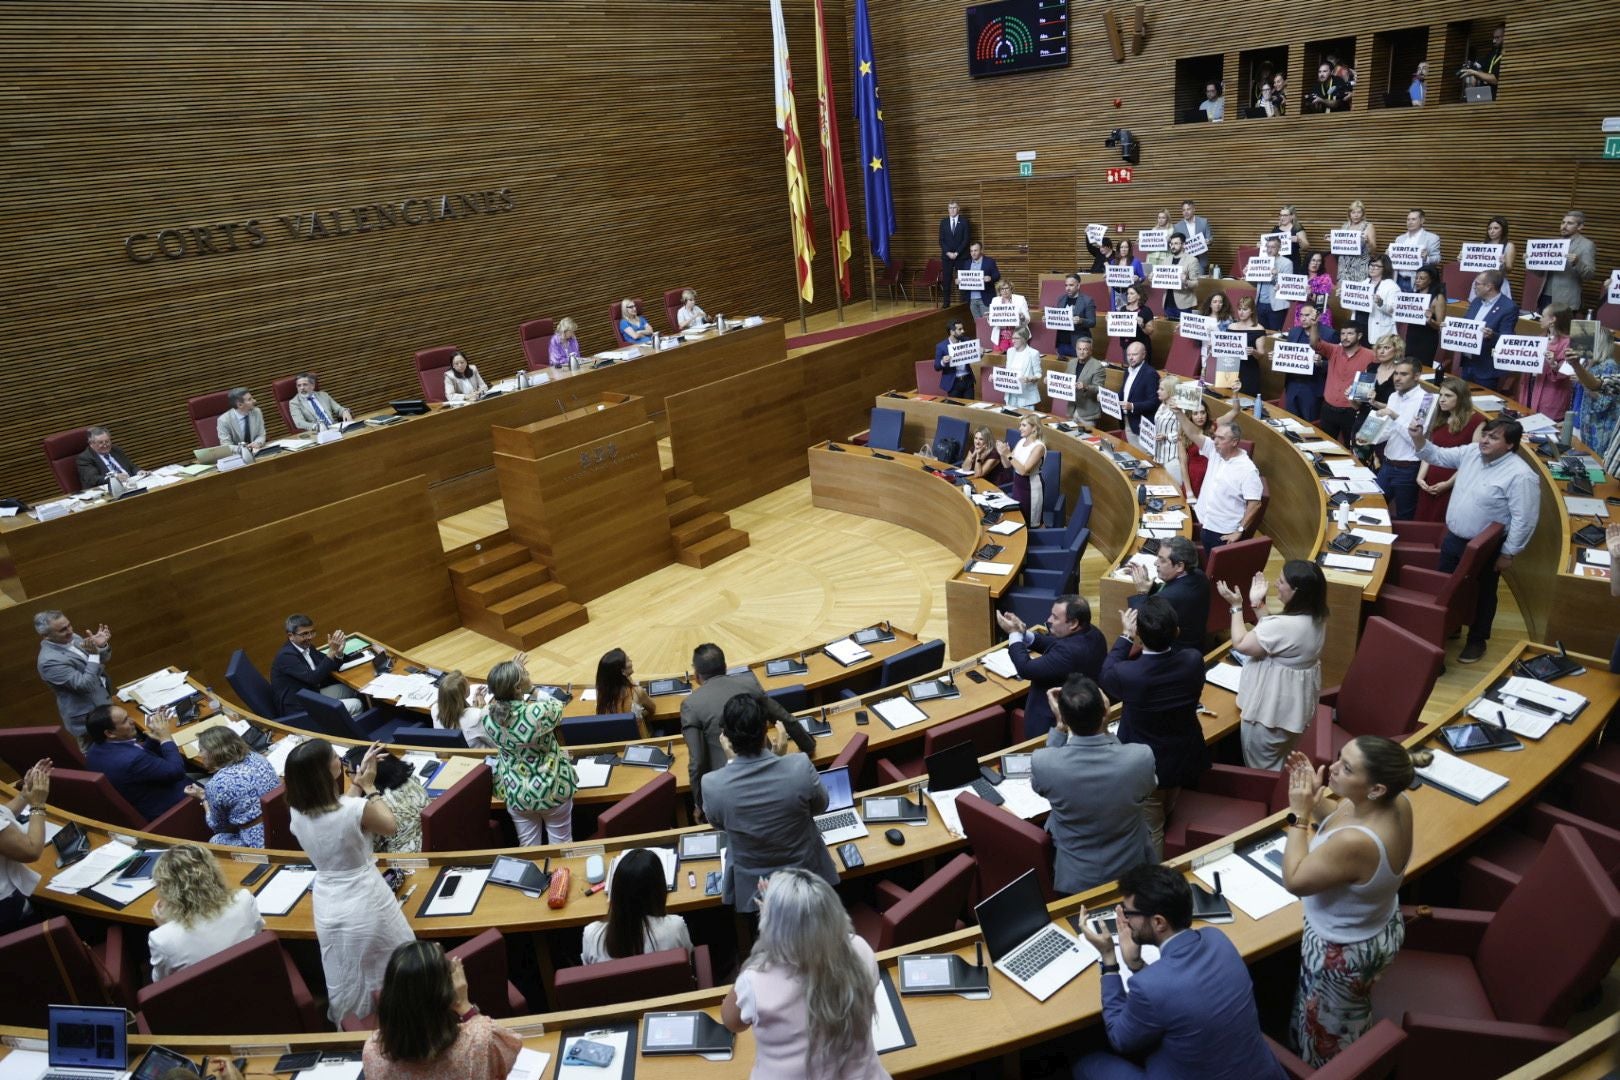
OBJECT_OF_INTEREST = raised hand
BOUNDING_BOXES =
[1077,904,1114,956]
[1248,571,1269,609]
[1215,580,1243,607]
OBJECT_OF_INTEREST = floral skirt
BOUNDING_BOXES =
[1292,909,1405,1067]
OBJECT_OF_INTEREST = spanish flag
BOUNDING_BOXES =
[813,0,852,299]
[770,0,816,303]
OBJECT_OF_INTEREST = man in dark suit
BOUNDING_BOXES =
[1076,864,1287,1079]
[82,705,189,823]
[1050,274,1098,359]
[1127,536,1211,653]
[938,200,969,307]
[1120,342,1160,453]
[1033,675,1156,896]
[269,613,362,718]
[933,319,975,397]
[74,426,140,490]
[1458,269,1520,390]
[995,595,1106,744]
[960,242,1001,320]
[1099,597,1207,857]
[680,643,812,820]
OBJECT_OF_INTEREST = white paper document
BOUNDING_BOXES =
[1350,529,1396,545]
[46,840,135,895]
[1466,698,1558,740]
[926,787,972,838]
[299,1063,363,1080]
[1193,853,1297,920]
[1204,663,1244,694]
[824,638,872,666]
[1294,440,1349,455]
[1348,508,1392,527]
[1326,459,1377,481]
[1498,676,1587,716]
[966,561,1013,576]
[1319,552,1378,573]
[872,696,929,730]
[264,734,308,776]
[872,975,910,1053]
[987,519,1025,535]
[254,865,316,916]
[573,757,613,789]
[505,1047,552,1080]
[423,867,492,916]
[980,648,1019,680]
[995,777,1051,820]
[1415,749,1508,803]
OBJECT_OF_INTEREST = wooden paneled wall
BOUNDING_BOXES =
[0,2,868,501]
[864,1,1618,305]
[666,360,811,513]
[4,478,457,725]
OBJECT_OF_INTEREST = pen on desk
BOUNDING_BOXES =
[398,884,418,907]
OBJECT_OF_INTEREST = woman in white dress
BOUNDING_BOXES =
[1220,561,1329,770]
[286,738,415,1026]
[1001,325,1044,409]
[996,415,1047,527]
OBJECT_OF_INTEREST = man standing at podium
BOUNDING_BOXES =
[939,200,969,308]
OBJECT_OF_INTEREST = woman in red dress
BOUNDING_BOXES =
[1414,376,1484,522]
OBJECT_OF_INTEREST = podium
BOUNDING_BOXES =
[491,394,675,601]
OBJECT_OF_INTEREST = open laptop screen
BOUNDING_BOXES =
[974,870,1051,963]
[924,739,980,792]
[816,766,855,812]
[49,1004,128,1069]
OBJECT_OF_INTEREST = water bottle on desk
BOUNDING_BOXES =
[1336,499,1350,532]
[517,369,529,390]
[717,314,727,334]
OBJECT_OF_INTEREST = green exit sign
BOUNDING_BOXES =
[1606,135,1620,159]
[1018,161,1033,177]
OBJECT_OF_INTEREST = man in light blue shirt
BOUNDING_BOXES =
[1410,416,1539,664]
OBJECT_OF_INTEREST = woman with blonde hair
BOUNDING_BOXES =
[960,425,1003,480]
[184,726,278,848]
[431,670,492,749]
[721,869,889,1079]
[148,844,265,981]
[987,279,1031,352]
[1337,201,1375,282]
[547,317,582,368]
[997,415,1047,526]
[1276,204,1309,254]
[675,288,708,330]
[1001,324,1043,409]
[1284,737,1430,1066]
[617,298,655,345]
[1414,377,1484,521]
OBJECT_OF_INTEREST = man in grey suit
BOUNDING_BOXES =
[700,695,837,915]
[1171,199,1213,271]
[1539,210,1596,310]
[288,373,354,432]
[680,643,811,820]
[216,387,267,451]
[35,609,112,742]
[1032,674,1156,896]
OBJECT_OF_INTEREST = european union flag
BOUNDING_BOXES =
[853,0,895,266]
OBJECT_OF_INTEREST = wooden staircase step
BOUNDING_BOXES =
[671,511,729,549]
[661,465,677,482]
[662,477,695,503]
[506,601,591,647]
[665,494,708,525]
[465,561,551,603]
[676,527,750,568]
[447,542,531,587]
[487,580,572,627]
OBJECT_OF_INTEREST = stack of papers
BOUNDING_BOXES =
[1415,749,1509,804]
[172,713,252,749]
[995,778,1051,820]
[1347,507,1392,527]
[1473,395,1504,411]
[1320,552,1378,573]
[1349,528,1396,545]
[46,840,135,895]
[987,519,1025,536]
[505,1048,551,1080]
[1294,440,1349,455]
[1323,478,1383,496]
[1192,852,1297,920]
[926,787,972,838]
[264,734,308,776]
[1204,663,1244,694]
[824,638,872,666]
[966,561,1013,576]
[118,668,193,710]
[1497,676,1587,718]
[254,866,316,916]
[980,648,1019,680]
[1326,459,1378,481]
[1465,698,1559,740]
[361,671,439,707]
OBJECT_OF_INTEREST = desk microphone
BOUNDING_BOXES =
[975,941,985,970]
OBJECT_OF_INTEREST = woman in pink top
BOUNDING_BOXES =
[722,869,890,1080]
[362,941,522,1080]
[1525,304,1574,420]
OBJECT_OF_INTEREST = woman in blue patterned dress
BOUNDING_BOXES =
[482,657,578,846]
[184,727,279,847]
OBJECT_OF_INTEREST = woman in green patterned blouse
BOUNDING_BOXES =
[482,656,578,845]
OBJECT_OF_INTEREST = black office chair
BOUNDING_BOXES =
[295,689,406,743]
[224,649,309,728]
[392,726,469,750]
[766,684,811,713]
[931,416,971,464]
[867,407,905,451]
[1029,485,1092,549]
[559,712,640,746]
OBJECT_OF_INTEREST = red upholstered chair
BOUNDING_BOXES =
[974,315,995,350]
[42,427,90,494]
[1233,244,1259,278]
[1164,335,1202,377]
[1374,523,1504,644]
[1458,802,1620,910]
[271,376,298,434]
[849,853,977,951]
[136,930,322,1035]
[520,317,556,370]
[1265,1018,1406,1079]
[1571,760,1620,830]
[592,772,678,839]
[260,782,296,851]
[420,764,502,851]
[874,706,1008,785]
[1037,277,1067,311]
[1387,519,1450,574]
[551,946,714,1011]
[1240,476,1270,540]
[50,767,148,831]
[1441,260,1474,303]
[1163,765,1289,858]
[414,346,460,403]
[451,928,528,1018]
[912,258,942,304]
[0,917,133,1027]
[915,359,939,395]
[0,725,85,774]
[187,392,230,448]
[1596,302,1620,333]
[1028,318,1058,356]
[1520,269,1544,309]
[1370,826,1620,1079]
[1079,280,1110,316]
[145,796,215,842]
[956,792,1055,903]
[610,298,646,346]
[1204,536,1273,637]
[877,257,908,302]
[663,286,689,332]
[1305,617,1444,765]
[830,731,870,789]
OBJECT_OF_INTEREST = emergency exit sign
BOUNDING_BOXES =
[1106,167,1134,183]
[1019,161,1033,177]
[1606,135,1620,159]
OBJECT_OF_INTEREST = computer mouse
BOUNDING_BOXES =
[884,828,906,846]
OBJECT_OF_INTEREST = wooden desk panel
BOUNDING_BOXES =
[665,358,811,513]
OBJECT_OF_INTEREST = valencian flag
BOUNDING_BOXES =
[770,0,816,303]
[853,0,895,267]
[813,0,853,298]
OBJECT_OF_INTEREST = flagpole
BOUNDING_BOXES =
[867,250,879,313]
[829,212,845,324]
[787,203,809,334]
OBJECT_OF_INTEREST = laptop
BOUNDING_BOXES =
[925,740,1005,806]
[38,1004,132,1080]
[1463,85,1494,103]
[813,766,869,844]
[975,870,1097,1001]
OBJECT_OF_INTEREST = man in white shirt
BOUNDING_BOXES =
[1176,407,1263,556]
[1363,359,1428,519]
[1197,83,1225,123]
[1388,209,1442,290]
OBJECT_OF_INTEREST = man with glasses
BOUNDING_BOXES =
[269,613,362,717]
[1076,863,1286,1078]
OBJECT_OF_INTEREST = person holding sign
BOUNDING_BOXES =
[1337,201,1376,282]
[1364,255,1400,344]
[1069,337,1108,426]
[1002,324,1044,409]
[1470,216,1517,301]
[933,318,976,397]
[1120,341,1161,453]
[1455,270,1520,389]
[1220,560,1328,770]
[1255,236,1294,331]
[1049,274,1097,357]
[998,414,1048,525]
[1295,250,1335,330]
[1359,359,1428,519]
[1539,210,1596,311]
[1159,234,1201,321]
[961,425,1003,480]
[1197,291,1235,383]
[1387,209,1441,290]
[1173,199,1213,271]
[1228,295,1267,395]
[1403,265,1446,367]
[961,241,999,319]
[1083,232,1116,274]
[1108,239,1145,308]
[1524,304,1575,420]
[1415,377,1485,523]
[1120,282,1157,362]
[1308,317,1371,446]
[1279,302,1332,421]
[1277,205,1310,254]
[938,200,969,308]
[987,278,1031,352]
[1410,416,1539,664]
